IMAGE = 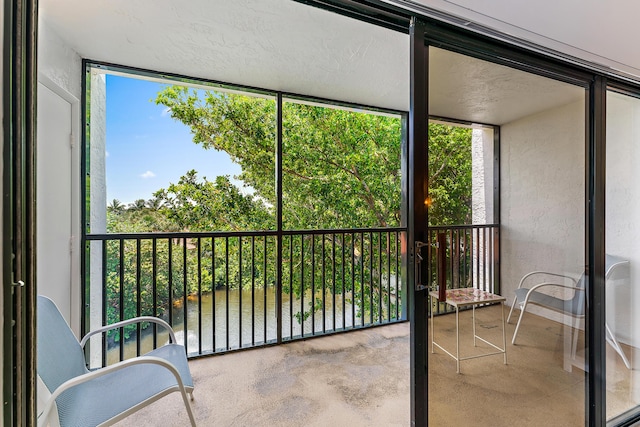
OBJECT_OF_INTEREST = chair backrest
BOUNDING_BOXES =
[37,295,89,394]
[606,254,630,282]
[569,273,587,316]
[570,255,629,316]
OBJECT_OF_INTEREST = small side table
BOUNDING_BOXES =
[430,288,507,373]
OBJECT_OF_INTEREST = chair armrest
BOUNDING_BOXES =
[518,282,585,313]
[80,316,177,348]
[517,271,578,289]
[37,355,187,427]
[525,282,584,295]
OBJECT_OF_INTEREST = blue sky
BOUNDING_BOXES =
[105,75,241,205]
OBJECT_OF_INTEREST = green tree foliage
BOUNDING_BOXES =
[427,124,473,225]
[281,103,402,229]
[154,87,402,229]
[154,170,273,231]
[108,199,125,214]
[153,87,471,228]
[107,198,177,233]
[105,199,188,340]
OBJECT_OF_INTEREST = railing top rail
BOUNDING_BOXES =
[427,223,499,231]
[86,226,407,240]
[85,230,278,240]
[284,227,406,236]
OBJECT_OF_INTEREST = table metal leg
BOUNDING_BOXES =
[430,294,434,354]
[429,291,507,373]
[472,304,477,347]
[456,306,460,374]
[501,301,507,365]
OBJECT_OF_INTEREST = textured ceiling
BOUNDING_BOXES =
[40,0,583,125]
[429,48,584,125]
[400,0,640,79]
[40,0,409,112]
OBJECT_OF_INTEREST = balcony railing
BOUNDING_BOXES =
[426,224,500,315]
[83,224,498,365]
[84,227,406,365]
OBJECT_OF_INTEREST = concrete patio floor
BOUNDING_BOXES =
[116,305,637,426]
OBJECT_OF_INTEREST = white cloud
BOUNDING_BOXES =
[105,150,110,157]
[140,170,156,179]
[161,107,171,117]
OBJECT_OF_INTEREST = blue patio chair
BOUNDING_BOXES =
[507,255,631,369]
[37,295,196,426]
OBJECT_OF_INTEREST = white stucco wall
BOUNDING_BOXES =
[89,72,107,236]
[88,72,107,366]
[38,18,82,100]
[38,13,109,364]
[606,92,640,350]
[37,18,84,334]
[501,100,585,324]
[472,128,494,224]
[470,128,495,290]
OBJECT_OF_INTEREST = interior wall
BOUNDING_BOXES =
[38,18,82,99]
[500,100,585,323]
[36,81,76,325]
[37,17,83,333]
[606,92,640,349]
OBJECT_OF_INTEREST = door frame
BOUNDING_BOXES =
[410,14,611,427]
[36,74,82,336]
[3,0,38,425]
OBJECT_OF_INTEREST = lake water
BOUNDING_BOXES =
[107,285,362,364]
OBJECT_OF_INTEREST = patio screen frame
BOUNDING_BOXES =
[80,60,410,358]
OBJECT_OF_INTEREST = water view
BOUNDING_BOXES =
[106,284,401,365]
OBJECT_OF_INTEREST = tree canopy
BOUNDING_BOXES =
[153,87,405,231]
[148,86,472,231]
[427,124,473,225]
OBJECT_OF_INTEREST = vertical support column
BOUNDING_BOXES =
[587,75,607,426]
[276,93,283,344]
[85,69,107,367]
[492,126,501,295]
[409,17,429,427]
[400,117,409,320]
[471,127,500,293]
[471,129,487,225]
[437,232,446,301]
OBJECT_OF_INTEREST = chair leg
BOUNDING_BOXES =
[562,315,582,372]
[571,316,581,361]
[190,391,195,401]
[606,323,632,369]
[511,303,527,345]
[179,387,197,427]
[507,297,518,324]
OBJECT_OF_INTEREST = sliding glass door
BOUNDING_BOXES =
[605,88,640,423]
[426,44,587,426]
